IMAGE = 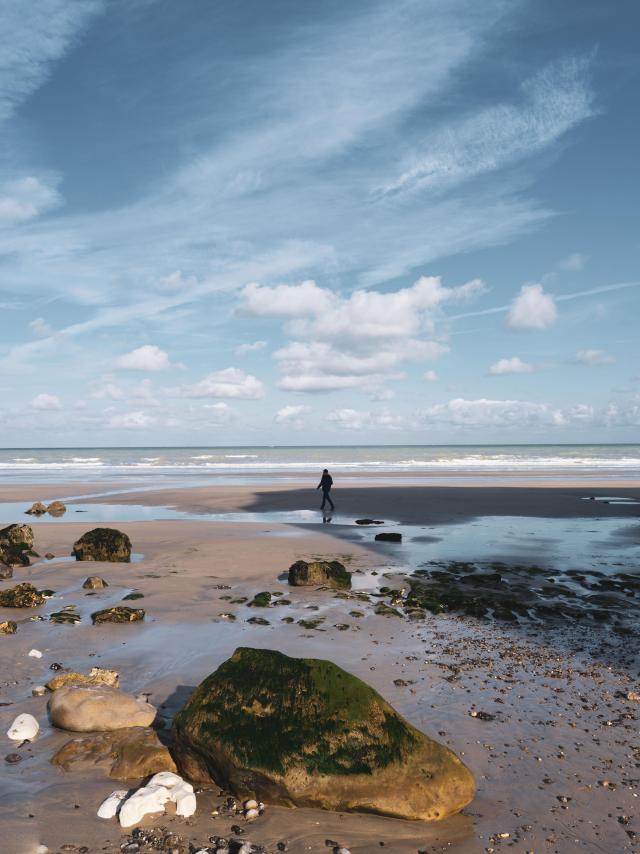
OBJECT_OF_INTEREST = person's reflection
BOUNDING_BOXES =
[322,514,333,524]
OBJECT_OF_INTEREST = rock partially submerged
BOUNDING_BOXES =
[173,647,475,821]
[82,576,109,590]
[355,519,385,525]
[46,500,66,516]
[46,666,119,691]
[48,685,156,732]
[0,620,17,634]
[374,532,402,543]
[288,560,351,590]
[72,528,131,562]
[91,606,145,624]
[52,726,176,780]
[0,523,37,567]
[0,582,45,608]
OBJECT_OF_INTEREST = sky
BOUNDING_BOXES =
[0,0,639,446]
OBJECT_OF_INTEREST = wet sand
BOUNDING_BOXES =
[1,479,639,854]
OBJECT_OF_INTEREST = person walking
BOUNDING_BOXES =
[317,468,335,511]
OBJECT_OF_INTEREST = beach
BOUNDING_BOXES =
[1,466,639,854]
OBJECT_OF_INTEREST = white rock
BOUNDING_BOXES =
[97,789,128,819]
[244,807,259,821]
[237,845,252,854]
[28,649,43,658]
[35,846,49,854]
[7,713,39,741]
[175,790,197,817]
[244,798,258,810]
[119,784,170,828]
[148,770,184,788]
[32,685,47,697]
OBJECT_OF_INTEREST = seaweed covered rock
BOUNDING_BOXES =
[173,647,475,821]
[91,606,144,624]
[51,726,176,780]
[0,523,36,567]
[47,667,119,691]
[48,685,156,732]
[287,560,351,590]
[83,576,109,590]
[72,528,131,562]
[0,620,17,634]
[375,532,402,543]
[0,582,45,608]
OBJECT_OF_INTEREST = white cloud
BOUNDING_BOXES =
[382,57,595,197]
[179,367,264,399]
[489,356,534,375]
[575,349,615,366]
[28,317,53,337]
[327,408,406,431]
[419,398,566,427]
[31,393,61,411]
[559,252,587,271]
[506,283,557,330]
[0,176,62,224]
[242,280,336,316]
[114,345,172,372]
[107,410,154,429]
[423,370,438,382]
[275,404,311,427]
[235,340,267,355]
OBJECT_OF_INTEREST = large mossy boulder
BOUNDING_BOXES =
[0,523,36,567]
[288,559,351,590]
[72,528,131,562]
[173,648,475,821]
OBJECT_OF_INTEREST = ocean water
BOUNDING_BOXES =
[0,444,639,484]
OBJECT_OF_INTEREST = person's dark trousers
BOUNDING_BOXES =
[321,490,335,510]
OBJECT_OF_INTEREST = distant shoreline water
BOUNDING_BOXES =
[0,444,639,484]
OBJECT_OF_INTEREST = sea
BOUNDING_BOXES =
[0,444,639,484]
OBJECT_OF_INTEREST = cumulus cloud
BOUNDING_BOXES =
[489,356,533,375]
[327,408,406,430]
[179,367,264,399]
[242,280,336,316]
[88,376,157,404]
[0,175,62,224]
[275,404,311,427]
[114,345,172,371]
[30,393,61,411]
[235,340,267,355]
[506,283,557,330]
[575,349,615,366]
[107,410,154,429]
[419,398,566,427]
[28,317,53,337]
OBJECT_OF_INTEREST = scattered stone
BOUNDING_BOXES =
[28,648,43,658]
[247,592,272,607]
[72,528,132,562]
[7,713,39,740]
[627,690,640,701]
[247,616,270,626]
[288,560,351,590]
[26,502,48,516]
[49,606,81,625]
[374,603,402,617]
[0,523,37,567]
[47,500,66,516]
[52,726,177,780]
[44,553,55,560]
[122,592,144,600]
[48,685,156,732]
[469,710,495,721]
[47,667,119,691]
[32,686,47,697]
[374,532,402,543]
[0,583,45,608]
[355,519,384,525]
[97,789,128,819]
[91,606,145,624]
[0,565,12,579]
[5,752,22,764]
[0,523,35,549]
[173,647,475,821]
[0,620,17,634]
[111,772,196,827]
[82,576,108,590]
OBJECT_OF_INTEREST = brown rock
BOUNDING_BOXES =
[82,576,108,590]
[0,583,45,608]
[287,560,351,589]
[91,606,144,624]
[0,523,35,548]
[46,501,66,516]
[51,726,176,780]
[46,667,119,691]
[72,528,131,562]
[26,502,47,516]
[0,621,17,634]
[48,685,156,732]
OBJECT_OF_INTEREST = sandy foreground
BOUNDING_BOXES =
[1,479,639,854]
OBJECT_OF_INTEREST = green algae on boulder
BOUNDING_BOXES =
[288,559,351,590]
[247,591,272,607]
[0,523,37,567]
[173,647,475,821]
[0,582,45,608]
[91,606,145,624]
[72,528,132,562]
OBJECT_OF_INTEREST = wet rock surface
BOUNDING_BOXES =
[0,522,37,567]
[287,560,351,590]
[48,685,157,732]
[52,726,176,780]
[91,606,145,624]
[173,647,475,821]
[0,581,46,607]
[0,619,17,633]
[46,667,119,691]
[72,527,132,562]
[374,532,402,543]
[82,575,109,589]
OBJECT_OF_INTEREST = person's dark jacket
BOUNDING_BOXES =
[317,473,333,491]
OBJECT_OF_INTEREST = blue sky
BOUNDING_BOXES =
[0,0,638,446]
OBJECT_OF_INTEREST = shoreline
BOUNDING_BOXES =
[1,479,639,853]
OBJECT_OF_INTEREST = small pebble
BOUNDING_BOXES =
[28,649,43,659]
